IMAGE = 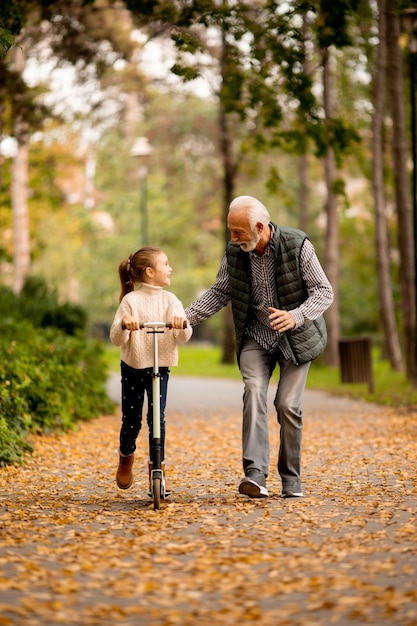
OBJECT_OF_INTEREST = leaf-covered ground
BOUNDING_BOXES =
[0,386,416,625]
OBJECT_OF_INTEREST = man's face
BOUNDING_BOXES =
[227,210,260,252]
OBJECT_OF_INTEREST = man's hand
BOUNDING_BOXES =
[121,315,140,331]
[268,307,295,333]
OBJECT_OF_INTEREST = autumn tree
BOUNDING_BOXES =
[0,0,135,293]
[371,0,404,372]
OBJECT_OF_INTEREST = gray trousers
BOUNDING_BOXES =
[239,337,310,487]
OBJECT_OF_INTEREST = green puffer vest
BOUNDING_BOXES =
[226,224,327,366]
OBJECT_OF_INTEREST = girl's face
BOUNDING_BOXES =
[146,252,172,287]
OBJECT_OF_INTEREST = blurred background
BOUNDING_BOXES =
[1,0,417,382]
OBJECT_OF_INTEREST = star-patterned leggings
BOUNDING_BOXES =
[119,360,169,460]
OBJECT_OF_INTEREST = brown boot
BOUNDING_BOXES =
[116,452,134,489]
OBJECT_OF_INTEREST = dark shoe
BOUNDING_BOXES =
[116,452,134,489]
[239,469,269,498]
[282,481,303,498]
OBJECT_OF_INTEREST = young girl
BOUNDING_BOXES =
[110,246,192,495]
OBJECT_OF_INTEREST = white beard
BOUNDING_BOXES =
[238,229,261,252]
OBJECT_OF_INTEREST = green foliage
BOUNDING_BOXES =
[0,277,87,336]
[312,0,361,49]
[170,63,201,82]
[0,414,32,466]
[0,23,14,58]
[42,303,87,336]
[0,278,113,465]
[0,2,27,36]
[0,319,114,466]
[171,29,204,55]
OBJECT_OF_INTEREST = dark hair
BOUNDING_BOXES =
[118,246,162,303]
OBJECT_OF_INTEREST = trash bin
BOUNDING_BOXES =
[338,336,374,393]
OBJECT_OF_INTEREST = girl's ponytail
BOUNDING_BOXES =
[118,256,134,303]
[117,246,162,303]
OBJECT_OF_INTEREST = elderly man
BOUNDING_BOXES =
[185,195,333,498]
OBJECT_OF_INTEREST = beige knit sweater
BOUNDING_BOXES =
[110,283,193,369]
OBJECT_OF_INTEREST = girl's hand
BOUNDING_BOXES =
[268,307,295,333]
[171,316,188,330]
[122,314,140,331]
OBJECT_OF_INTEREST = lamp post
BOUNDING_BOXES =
[131,136,153,247]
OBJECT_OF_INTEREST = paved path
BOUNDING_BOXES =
[107,372,263,413]
[0,376,416,625]
[107,372,358,415]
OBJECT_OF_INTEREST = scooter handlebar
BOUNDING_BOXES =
[139,321,188,330]
[122,321,188,330]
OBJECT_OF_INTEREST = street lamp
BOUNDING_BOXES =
[131,136,153,247]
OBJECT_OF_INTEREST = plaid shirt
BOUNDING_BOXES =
[185,226,333,359]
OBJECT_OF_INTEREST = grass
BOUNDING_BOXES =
[104,342,417,409]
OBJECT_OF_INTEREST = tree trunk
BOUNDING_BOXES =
[321,47,340,366]
[0,69,5,194]
[298,12,311,234]
[372,0,404,372]
[219,92,236,365]
[219,31,237,365]
[386,0,416,383]
[11,41,30,294]
[298,154,309,232]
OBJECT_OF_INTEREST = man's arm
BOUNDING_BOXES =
[290,239,334,328]
[185,255,231,325]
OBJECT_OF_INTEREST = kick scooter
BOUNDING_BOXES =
[141,321,168,510]
[140,320,186,510]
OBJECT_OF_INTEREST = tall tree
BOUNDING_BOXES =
[1,1,34,291]
[311,0,362,366]
[372,0,403,372]
[10,42,30,293]
[297,13,314,234]
[218,27,238,362]
[386,0,416,382]
[321,46,340,366]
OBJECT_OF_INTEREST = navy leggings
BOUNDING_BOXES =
[119,360,169,460]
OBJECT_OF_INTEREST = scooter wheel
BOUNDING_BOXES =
[153,477,161,510]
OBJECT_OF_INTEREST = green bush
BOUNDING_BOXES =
[0,319,114,466]
[0,278,87,335]
[0,415,33,466]
[41,301,87,336]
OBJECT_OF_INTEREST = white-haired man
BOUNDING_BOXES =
[185,195,334,498]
